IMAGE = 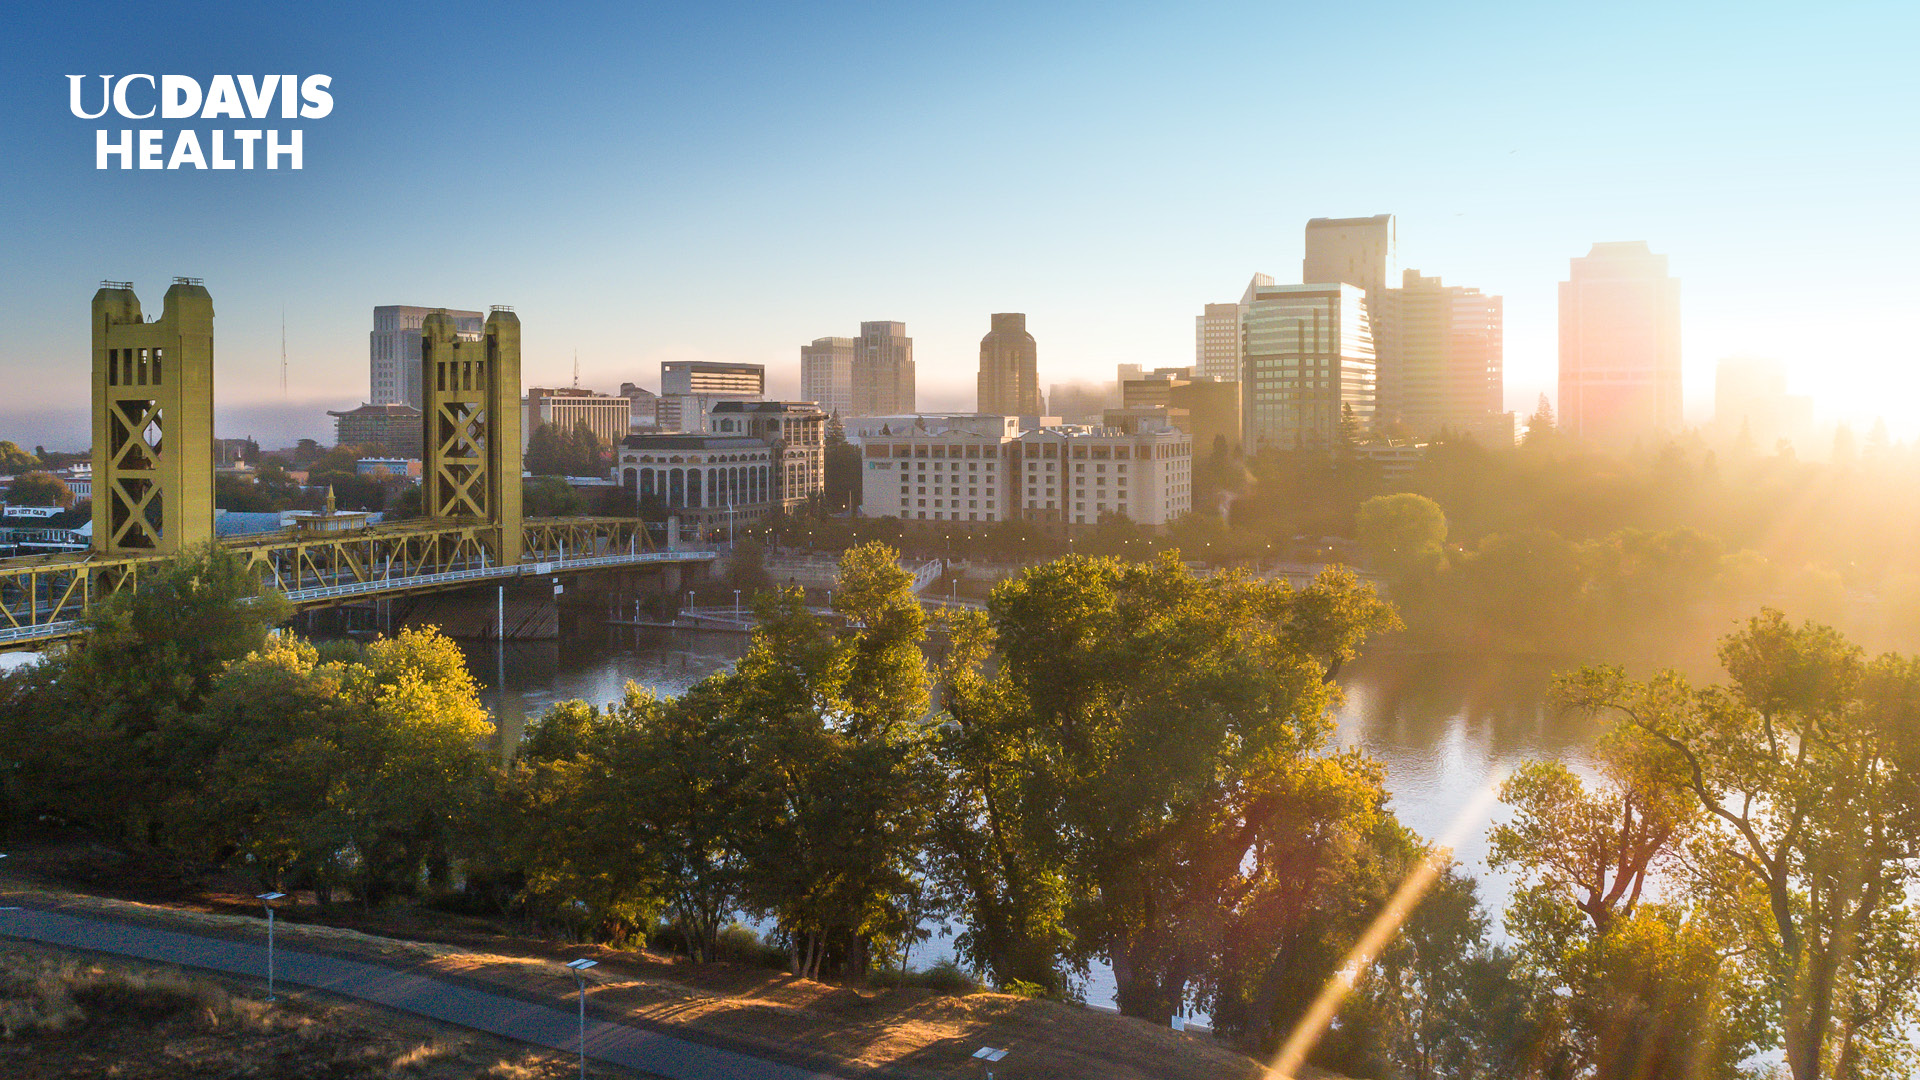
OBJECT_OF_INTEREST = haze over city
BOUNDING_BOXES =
[2,1,1915,449]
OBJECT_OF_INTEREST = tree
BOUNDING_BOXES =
[1348,863,1556,1080]
[523,475,586,517]
[930,555,1400,1019]
[5,470,73,508]
[824,415,862,513]
[502,694,665,942]
[0,544,291,848]
[721,543,937,979]
[1356,493,1447,580]
[195,629,497,906]
[721,538,774,597]
[527,420,608,478]
[1488,712,1754,1079]
[1557,612,1920,1080]
[0,440,40,472]
[1524,394,1556,448]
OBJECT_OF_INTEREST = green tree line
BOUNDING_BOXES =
[5,543,1918,1078]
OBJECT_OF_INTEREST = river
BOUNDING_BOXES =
[467,632,1602,1013]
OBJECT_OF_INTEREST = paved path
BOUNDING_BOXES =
[0,906,836,1080]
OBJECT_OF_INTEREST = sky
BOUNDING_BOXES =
[1,1,1915,449]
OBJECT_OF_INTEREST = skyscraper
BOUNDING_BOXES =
[1193,273,1272,382]
[370,305,483,408]
[1303,215,1395,298]
[856,321,915,415]
[1195,303,1243,382]
[1373,270,1509,443]
[1240,282,1376,451]
[1558,242,1682,443]
[801,336,856,416]
[977,313,1041,416]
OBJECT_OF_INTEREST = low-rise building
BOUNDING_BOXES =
[356,457,422,479]
[857,416,1021,525]
[708,401,826,511]
[855,415,1192,530]
[1014,423,1191,529]
[617,434,777,539]
[523,387,632,449]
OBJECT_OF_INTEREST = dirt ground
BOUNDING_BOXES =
[0,939,634,1079]
[0,839,1338,1080]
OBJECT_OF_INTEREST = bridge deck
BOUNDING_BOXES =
[0,517,715,648]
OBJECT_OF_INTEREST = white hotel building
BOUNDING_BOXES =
[855,415,1191,531]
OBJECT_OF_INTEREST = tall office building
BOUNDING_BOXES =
[856,321,915,415]
[977,313,1041,416]
[658,361,766,432]
[801,337,856,416]
[1240,282,1376,451]
[1373,270,1510,443]
[1195,303,1243,382]
[801,322,915,417]
[1558,242,1682,443]
[1193,273,1274,383]
[370,305,483,408]
[1303,215,1395,298]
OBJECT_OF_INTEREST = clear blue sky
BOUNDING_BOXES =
[2,1,1914,448]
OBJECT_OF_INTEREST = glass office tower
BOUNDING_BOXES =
[1241,282,1375,451]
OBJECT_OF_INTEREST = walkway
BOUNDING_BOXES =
[0,906,836,1080]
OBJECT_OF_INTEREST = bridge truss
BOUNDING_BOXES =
[0,517,704,648]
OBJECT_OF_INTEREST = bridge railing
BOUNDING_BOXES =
[0,517,709,648]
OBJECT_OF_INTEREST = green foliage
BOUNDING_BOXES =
[5,470,73,508]
[715,542,937,979]
[1541,612,1920,1080]
[1356,492,1447,579]
[720,538,774,597]
[0,544,290,847]
[929,553,1401,1023]
[522,475,587,517]
[192,629,497,905]
[525,419,606,479]
[0,440,41,472]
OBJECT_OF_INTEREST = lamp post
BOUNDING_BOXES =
[257,892,286,1001]
[564,958,598,1080]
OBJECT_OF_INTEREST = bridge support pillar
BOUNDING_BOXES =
[91,279,215,555]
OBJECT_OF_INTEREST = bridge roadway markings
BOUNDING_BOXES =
[0,906,838,1080]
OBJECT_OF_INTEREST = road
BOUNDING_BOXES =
[0,906,837,1080]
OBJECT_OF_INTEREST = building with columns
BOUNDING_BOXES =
[617,400,825,535]
[616,434,776,539]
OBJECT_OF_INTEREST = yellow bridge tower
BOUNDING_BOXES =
[90,279,215,554]
[421,307,523,564]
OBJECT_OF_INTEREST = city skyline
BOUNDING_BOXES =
[2,2,1915,448]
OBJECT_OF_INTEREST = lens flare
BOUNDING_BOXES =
[1266,768,1509,1080]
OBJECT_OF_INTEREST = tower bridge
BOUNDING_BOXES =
[0,281,714,648]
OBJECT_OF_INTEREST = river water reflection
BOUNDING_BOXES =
[468,633,1603,1009]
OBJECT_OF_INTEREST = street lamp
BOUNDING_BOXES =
[564,958,598,1080]
[257,892,286,1001]
[733,588,742,618]
[971,1045,1010,1079]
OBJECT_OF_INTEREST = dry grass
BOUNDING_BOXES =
[0,846,1313,1080]
[0,941,633,1079]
